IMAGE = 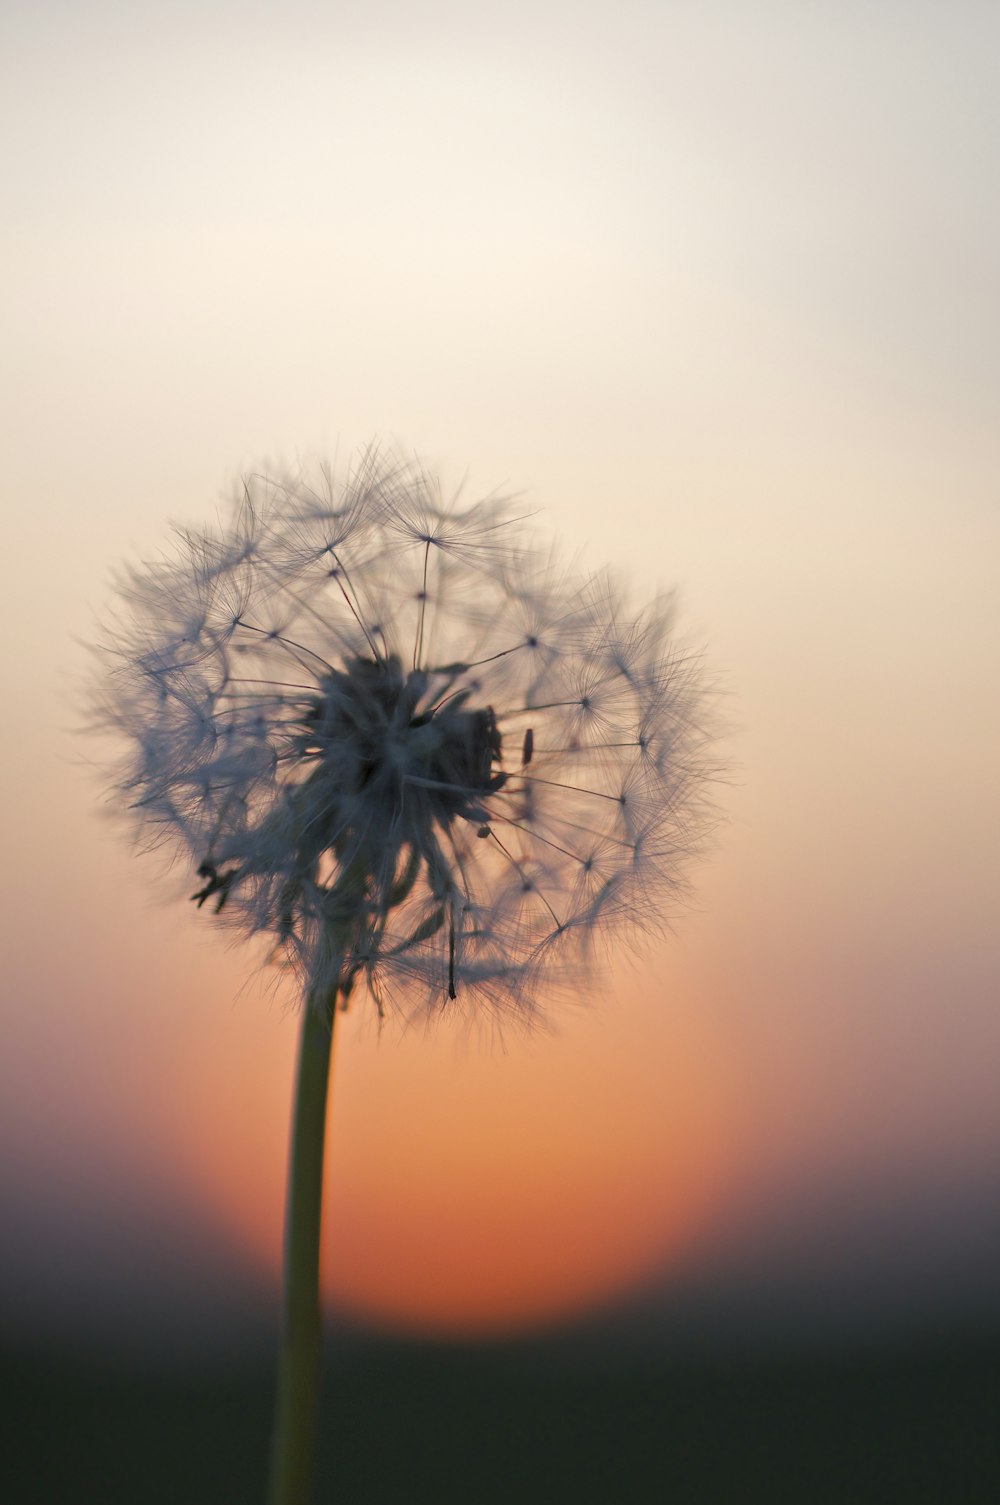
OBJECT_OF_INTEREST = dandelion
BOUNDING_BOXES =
[92,445,716,1504]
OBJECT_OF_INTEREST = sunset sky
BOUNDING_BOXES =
[2,1,998,1350]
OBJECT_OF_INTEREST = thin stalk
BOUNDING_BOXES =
[267,988,338,1505]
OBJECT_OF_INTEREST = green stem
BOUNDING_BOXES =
[267,990,337,1505]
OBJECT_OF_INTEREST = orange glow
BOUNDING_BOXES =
[172,971,735,1338]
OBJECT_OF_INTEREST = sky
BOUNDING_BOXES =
[1,0,998,1350]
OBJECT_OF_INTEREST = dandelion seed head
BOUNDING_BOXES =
[92,446,716,1023]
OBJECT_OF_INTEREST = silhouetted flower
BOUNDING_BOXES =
[94,447,712,1021]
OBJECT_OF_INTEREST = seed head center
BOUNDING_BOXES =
[306,656,506,843]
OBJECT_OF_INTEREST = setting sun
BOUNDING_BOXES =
[173,972,734,1337]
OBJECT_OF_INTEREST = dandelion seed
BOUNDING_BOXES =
[89,444,717,1505]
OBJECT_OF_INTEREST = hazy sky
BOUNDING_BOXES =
[2,1,998,1346]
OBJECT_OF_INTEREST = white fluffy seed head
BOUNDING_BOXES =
[92,446,718,1024]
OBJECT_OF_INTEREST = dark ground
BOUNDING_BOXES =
[3,1326,999,1503]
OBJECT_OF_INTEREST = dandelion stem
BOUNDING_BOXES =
[267,985,338,1505]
